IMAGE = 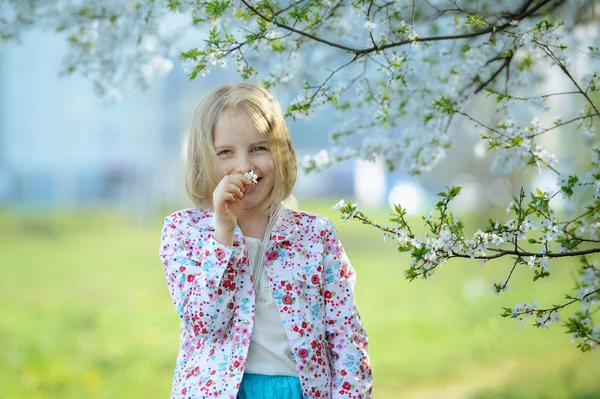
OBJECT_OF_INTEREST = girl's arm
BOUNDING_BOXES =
[159,214,244,340]
[322,218,373,399]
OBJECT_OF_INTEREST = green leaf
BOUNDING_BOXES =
[397,245,411,252]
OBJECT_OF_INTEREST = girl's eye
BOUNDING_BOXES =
[217,150,232,156]
[252,146,267,152]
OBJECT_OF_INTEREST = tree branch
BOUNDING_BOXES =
[239,0,559,55]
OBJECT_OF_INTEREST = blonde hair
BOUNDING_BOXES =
[185,83,297,211]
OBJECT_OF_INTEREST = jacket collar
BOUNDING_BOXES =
[195,203,298,244]
[270,205,299,244]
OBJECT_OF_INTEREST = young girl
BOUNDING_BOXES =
[159,83,373,399]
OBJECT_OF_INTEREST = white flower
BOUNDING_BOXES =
[351,203,360,218]
[539,256,550,272]
[582,125,595,141]
[424,211,433,222]
[331,199,345,210]
[407,28,419,46]
[491,280,509,296]
[530,95,548,110]
[528,255,537,268]
[182,59,196,75]
[591,325,600,341]
[506,201,513,214]
[490,234,504,246]
[243,170,258,185]
[364,21,376,30]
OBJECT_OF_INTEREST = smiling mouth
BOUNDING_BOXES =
[249,177,263,189]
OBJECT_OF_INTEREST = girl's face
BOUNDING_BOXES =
[213,111,275,216]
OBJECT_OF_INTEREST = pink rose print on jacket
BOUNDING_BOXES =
[311,274,320,285]
[298,348,309,358]
[266,250,279,261]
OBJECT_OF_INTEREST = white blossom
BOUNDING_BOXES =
[528,255,537,268]
[364,21,376,30]
[331,199,345,210]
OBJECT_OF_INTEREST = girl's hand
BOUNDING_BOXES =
[213,174,252,242]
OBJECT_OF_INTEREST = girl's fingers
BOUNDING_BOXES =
[213,174,249,212]
[224,183,244,198]
[215,190,236,204]
[215,182,243,199]
[224,174,250,190]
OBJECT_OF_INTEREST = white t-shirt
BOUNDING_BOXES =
[243,237,298,376]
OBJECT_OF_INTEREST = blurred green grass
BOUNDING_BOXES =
[0,202,599,399]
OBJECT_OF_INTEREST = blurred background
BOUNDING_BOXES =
[1,25,599,399]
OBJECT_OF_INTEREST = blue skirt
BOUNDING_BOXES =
[237,373,304,399]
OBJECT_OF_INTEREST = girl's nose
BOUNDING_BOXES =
[235,156,253,174]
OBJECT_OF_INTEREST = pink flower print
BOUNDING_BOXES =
[325,243,333,253]
[282,295,293,305]
[187,275,195,283]
[215,248,225,260]
[179,266,186,272]
[266,250,279,261]
[311,274,320,285]
[298,348,309,358]
[304,252,311,259]
[343,382,352,390]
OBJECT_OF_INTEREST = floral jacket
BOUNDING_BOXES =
[159,206,373,399]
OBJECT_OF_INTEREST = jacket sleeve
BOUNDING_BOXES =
[159,215,244,340]
[321,218,373,398]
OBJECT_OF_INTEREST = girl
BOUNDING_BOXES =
[159,83,373,399]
